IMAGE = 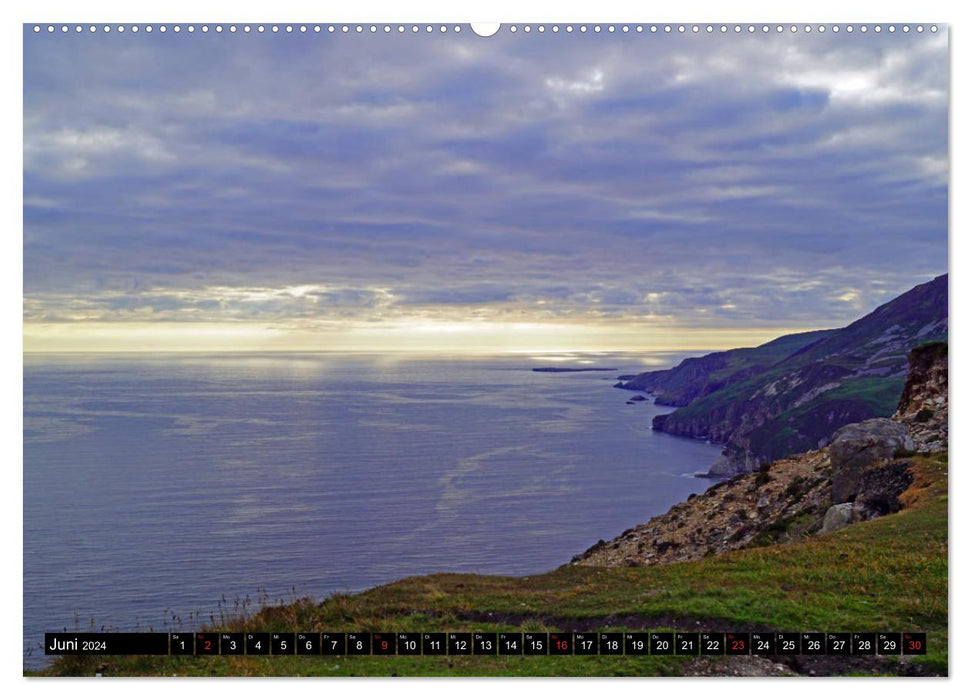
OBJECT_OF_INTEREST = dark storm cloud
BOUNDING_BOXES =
[23,26,948,330]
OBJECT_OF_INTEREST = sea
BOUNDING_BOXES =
[23,352,722,668]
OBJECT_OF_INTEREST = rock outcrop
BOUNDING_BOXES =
[893,342,948,452]
[828,418,914,502]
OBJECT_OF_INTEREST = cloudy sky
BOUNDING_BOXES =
[23,25,948,352]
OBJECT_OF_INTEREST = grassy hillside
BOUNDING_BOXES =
[619,329,834,406]
[37,454,947,677]
[746,376,907,458]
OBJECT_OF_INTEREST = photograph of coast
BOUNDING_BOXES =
[23,23,947,677]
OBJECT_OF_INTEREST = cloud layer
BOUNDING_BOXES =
[23,27,948,349]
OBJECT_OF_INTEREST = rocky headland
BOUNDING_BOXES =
[618,274,947,477]
[575,340,947,568]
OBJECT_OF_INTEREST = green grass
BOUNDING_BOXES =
[815,376,906,412]
[36,456,948,678]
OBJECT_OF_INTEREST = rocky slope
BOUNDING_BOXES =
[573,448,833,567]
[574,341,947,569]
[652,274,947,476]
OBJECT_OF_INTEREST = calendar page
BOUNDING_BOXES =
[23,18,948,679]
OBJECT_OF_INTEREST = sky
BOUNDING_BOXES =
[22,24,949,353]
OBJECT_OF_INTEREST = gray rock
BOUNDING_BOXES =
[829,419,915,502]
[819,502,871,534]
[705,449,760,478]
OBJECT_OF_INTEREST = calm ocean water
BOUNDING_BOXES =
[23,352,721,667]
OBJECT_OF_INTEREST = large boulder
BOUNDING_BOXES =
[819,502,868,534]
[829,419,914,502]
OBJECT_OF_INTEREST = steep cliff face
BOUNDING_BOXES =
[574,336,948,569]
[893,342,948,452]
[652,275,947,476]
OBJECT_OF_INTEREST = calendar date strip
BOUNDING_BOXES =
[45,631,927,656]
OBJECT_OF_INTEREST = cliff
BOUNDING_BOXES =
[653,274,947,476]
[892,341,948,452]
[575,343,948,569]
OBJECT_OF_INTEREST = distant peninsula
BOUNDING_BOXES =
[532,367,618,373]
